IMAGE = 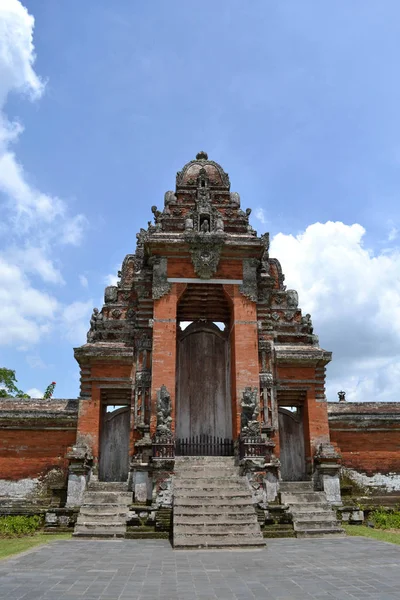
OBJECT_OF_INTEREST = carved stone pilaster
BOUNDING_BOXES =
[239,258,259,302]
[152,256,171,300]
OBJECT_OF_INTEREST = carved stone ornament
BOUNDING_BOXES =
[156,385,173,438]
[239,258,259,302]
[287,289,299,309]
[87,308,103,343]
[111,308,122,319]
[134,330,152,352]
[152,257,171,300]
[104,286,118,303]
[188,236,223,279]
[164,190,177,207]
[241,387,260,437]
[259,372,273,387]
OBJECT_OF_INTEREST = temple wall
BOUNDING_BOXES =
[0,399,78,504]
[328,402,400,492]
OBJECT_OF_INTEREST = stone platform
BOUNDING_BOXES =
[1,537,400,599]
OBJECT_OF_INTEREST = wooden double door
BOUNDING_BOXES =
[176,321,232,447]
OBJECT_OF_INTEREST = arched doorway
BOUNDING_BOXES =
[176,321,232,453]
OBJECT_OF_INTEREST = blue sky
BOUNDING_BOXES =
[1,0,400,401]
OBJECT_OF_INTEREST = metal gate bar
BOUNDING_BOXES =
[176,434,234,456]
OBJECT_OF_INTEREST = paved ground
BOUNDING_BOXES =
[0,537,400,600]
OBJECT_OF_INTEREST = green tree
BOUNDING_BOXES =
[0,369,29,398]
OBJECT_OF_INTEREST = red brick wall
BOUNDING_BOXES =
[168,257,243,279]
[0,429,76,480]
[224,285,259,437]
[328,403,400,476]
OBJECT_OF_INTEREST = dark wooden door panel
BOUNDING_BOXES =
[99,406,130,482]
[278,407,306,481]
[177,322,232,442]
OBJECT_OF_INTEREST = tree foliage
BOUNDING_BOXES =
[0,368,29,398]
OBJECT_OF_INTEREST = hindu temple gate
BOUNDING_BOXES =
[72,151,339,496]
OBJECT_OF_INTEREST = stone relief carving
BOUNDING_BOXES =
[152,257,171,300]
[111,309,122,319]
[239,258,259,302]
[287,290,299,309]
[164,191,177,207]
[87,308,103,342]
[301,313,313,333]
[156,385,173,438]
[230,191,240,206]
[241,387,261,437]
[188,237,224,279]
[104,286,118,303]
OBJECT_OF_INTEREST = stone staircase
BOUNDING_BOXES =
[73,481,132,538]
[173,456,265,549]
[279,481,345,538]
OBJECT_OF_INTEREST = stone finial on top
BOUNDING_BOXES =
[338,390,346,402]
[196,151,208,160]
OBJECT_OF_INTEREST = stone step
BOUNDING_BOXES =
[76,514,127,525]
[174,505,256,516]
[174,514,258,525]
[175,457,236,464]
[175,467,239,476]
[88,481,128,492]
[73,528,126,538]
[174,523,261,534]
[83,492,132,504]
[174,497,253,507]
[290,512,337,522]
[174,481,247,491]
[289,502,333,512]
[173,535,265,549]
[279,481,314,492]
[295,529,345,539]
[174,489,250,498]
[80,502,128,511]
[174,472,240,480]
[280,492,327,504]
[79,507,128,517]
[294,520,341,531]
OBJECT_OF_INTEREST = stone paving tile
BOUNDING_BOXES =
[0,537,400,600]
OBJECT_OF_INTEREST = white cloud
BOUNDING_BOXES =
[254,207,267,225]
[61,214,88,246]
[0,0,87,348]
[0,256,58,345]
[270,221,400,402]
[104,272,119,286]
[4,246,64,284]
[61,300,93,345]
[79,274,88,288]
[26,387,43,398]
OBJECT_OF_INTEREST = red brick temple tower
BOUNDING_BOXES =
[71,152,341,533]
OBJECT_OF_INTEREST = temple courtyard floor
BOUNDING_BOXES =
[0,537,399,600]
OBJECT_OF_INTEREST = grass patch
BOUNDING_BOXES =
[344,524,400,545]
[0,533,72,560]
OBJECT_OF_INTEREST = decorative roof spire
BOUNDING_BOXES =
[196,151,208,160]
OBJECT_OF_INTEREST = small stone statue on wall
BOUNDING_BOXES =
[87,308,103,343]
[241,387,261,437]
[156,385,172,438]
